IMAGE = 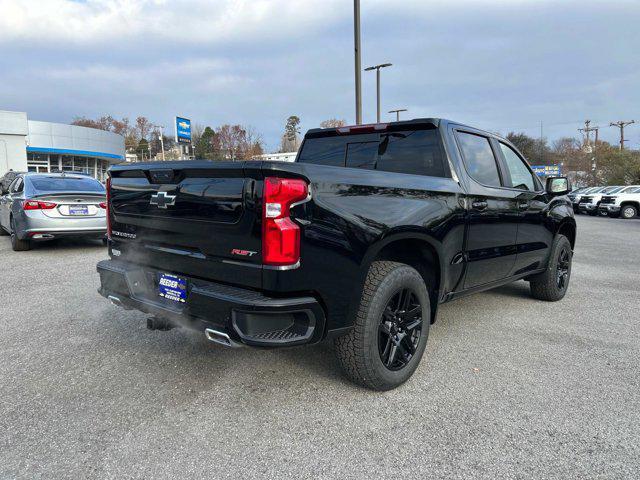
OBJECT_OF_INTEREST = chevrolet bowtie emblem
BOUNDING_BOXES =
[150,192,176,209]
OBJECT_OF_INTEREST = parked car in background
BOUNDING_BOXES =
[0,170,25,194]
[598,186,640,219]
[577,185,624,215]
[0,173,107,251]
[568,187,592,213]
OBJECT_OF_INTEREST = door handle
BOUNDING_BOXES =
[471,201,488,211]
[518,202,530,210]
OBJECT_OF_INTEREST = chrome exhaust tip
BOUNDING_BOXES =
[205,328,242,348]
[107,295,122,307]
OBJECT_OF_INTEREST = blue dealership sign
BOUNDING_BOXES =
[175,116,192,144]
[531,165,561,177]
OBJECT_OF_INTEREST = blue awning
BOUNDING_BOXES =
[27,146,124,160]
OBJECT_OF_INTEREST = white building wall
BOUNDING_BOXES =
[0,111,28,176]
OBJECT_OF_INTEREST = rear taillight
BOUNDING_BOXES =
[23,200,57,210]
[105,177,112,239]
[262,177,308,266]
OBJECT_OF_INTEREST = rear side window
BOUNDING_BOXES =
[29,176,105,193]
[298,128,447,177]
[11,178,24,193]
[456,132,501,187]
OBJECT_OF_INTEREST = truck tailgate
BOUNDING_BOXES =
[109,161,263,288]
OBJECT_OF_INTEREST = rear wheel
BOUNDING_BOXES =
[10,217,31,251]
[529,235,572,301]
[621,205,638,219]
[334,261,430,391]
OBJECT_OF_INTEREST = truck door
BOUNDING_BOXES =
[495,141,553,275]
[453,130,519,289]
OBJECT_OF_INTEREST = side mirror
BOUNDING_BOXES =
[546,176,570,196]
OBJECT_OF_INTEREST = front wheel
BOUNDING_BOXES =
[334,261,430,391]
[621,205,638,219]
[529,235,572,301]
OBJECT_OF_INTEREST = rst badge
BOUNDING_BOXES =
[231,249,257,257]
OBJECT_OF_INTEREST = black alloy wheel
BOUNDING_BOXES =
[556,246,570,290]
[378,288,422,371]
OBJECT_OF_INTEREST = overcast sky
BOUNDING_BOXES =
[1,0,639,151]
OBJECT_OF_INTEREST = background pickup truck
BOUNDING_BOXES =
[97,118,576,390]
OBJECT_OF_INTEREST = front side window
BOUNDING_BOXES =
[499,143,537,191]
[457,132,501,187]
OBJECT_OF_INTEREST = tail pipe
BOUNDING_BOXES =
[205,328,243,348]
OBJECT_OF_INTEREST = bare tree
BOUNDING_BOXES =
[320,118,346,128]
[135,116,154,142]
[216,124,265,161]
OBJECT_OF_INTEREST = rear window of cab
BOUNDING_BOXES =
[298,127,448,178]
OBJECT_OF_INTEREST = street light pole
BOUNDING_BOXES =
[388,108,407,121]
[354,0,362,125]
[365,63,392,123]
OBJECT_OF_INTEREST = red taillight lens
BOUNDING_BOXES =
[99,202,107,209]
[262,177,308,266]
[23,200,57,210]
[105,177,112,239]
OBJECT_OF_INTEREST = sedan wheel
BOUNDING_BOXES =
[10,218,31,251]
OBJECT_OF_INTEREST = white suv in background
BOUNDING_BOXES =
[577,186,624,215]
[598,186,640,219]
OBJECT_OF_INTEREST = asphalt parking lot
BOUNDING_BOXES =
[1,215,639,479]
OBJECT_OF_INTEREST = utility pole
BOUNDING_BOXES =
[389,109,407,121]
[365,63,392,123]
[353,0,362,125]
[579,120,600,178]
[540,120,544,164]
[158,126,166,161]
[609,120,636,150]
[578,120,599,150]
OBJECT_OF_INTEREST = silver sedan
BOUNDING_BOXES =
[0,172,107,251]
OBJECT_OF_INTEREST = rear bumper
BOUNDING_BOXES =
[96,259,326,347]
[21,213,106,240]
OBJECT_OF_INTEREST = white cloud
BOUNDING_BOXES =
[0,0,345,44]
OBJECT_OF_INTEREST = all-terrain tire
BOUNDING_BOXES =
[334,261,430,390]
[529,235,572,301]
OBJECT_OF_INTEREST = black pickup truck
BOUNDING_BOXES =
[97,118,576,390]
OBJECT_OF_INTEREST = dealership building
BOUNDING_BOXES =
[0,110,125,182]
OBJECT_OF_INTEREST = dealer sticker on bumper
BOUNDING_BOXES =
[158,273,187,303]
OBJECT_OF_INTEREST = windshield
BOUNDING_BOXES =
[602,186,621,193]
[29,176,105,193]
[620,186,639,193]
